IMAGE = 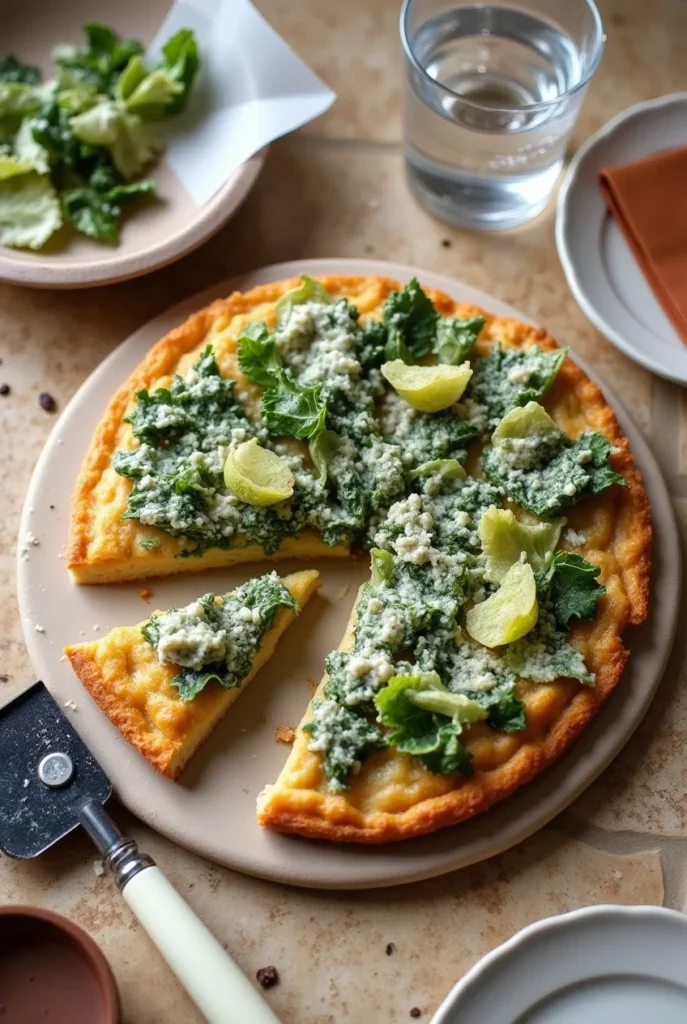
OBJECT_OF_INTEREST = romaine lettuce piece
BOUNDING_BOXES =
[0,172,62,249]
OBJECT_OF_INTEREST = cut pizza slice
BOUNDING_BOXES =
[65,569,320,779]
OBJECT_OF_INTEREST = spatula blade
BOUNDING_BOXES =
[0,682,111,858]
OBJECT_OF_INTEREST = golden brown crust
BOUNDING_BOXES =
[65,570,320,778]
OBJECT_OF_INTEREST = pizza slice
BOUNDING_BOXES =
[65,569,320,778]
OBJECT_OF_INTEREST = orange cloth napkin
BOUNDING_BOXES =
[599,145,687,343]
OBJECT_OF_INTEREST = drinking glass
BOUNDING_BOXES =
[401,0,605,230]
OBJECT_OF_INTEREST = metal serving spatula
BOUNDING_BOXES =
[0,681,282,1024]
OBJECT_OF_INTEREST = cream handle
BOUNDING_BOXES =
[123,866,282,1024]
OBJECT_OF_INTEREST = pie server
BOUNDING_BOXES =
[0,681,281,1024]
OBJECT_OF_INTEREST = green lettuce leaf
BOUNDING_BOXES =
[237,321,280,387]
[0,82,45,121]
[536,551,606,627]
[0,153,32,180]
[383,278,438,362]
[0,172,62,249]
[275,274,333,326]
[436,315,485,364]
[308,429,341,485]
[119,61,183,118]
[70,99,162,178]
[370,548,394,584]
[0,56,41,85]
[13,117,50,174]
[157,28,199,117]
[374,672,484,776]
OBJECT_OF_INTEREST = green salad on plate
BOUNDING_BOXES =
[0,21,199,249]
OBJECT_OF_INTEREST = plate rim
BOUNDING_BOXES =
[431,903,687,1022]
[0,148,267,289]
[16,257,681,889]
[556,91,687,385]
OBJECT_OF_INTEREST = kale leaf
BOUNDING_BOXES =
[483,681,527,733]
[483,430,627,518]
[436,316,485,364]
[536,552,606,628]
[0,56,41,85]
[61,177,156,243]
[303,700,385,791]
[237,321,281,387]
[507,609,595,686]
[470,343,566,427]
[383,278,439,362]
[262,371,327,439]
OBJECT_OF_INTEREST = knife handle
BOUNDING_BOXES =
[123,865,282,1024]
[77,800,281,1024]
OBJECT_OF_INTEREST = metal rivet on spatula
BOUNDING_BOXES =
[38,752,74,788]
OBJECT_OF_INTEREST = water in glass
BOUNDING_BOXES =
[403,3,600,230]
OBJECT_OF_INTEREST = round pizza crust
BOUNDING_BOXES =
[16,259,678,888]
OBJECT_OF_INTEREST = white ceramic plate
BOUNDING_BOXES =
[556,93,687,384]
[0,0,266,288]
[16,258,679,890]
[432,905,687,1023]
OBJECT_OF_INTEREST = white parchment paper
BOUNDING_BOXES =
[147,0,336,205]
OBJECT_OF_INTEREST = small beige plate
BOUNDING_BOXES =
[0,0,266,289]
[17,258,679,890]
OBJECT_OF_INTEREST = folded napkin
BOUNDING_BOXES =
[599,145,687,343]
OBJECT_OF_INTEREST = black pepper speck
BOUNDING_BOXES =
[39,392,57,412]
[441,238,452,248]
[410,1010,422,1019]
[256,966,279,989]
[385,943,396,955]
[0,384,9,396]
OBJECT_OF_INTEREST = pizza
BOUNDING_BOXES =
[65,570,320,778]
[66,274,651,841]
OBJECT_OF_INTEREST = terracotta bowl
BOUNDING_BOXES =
[0,905,120,1023]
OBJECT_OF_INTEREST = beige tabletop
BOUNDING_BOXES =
[1,1,686,1020]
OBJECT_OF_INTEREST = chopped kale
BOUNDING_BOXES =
[303,700,385,791]
[388,408,480,466]
[261,372,327,439]
[237,321,280,387]
[142,575,296,701]
[383,278,439,362]
[470,343,566,427]
[482,681,527,733]
[483,428,627,518]
[536,551,606,628]
[507,608,595,686]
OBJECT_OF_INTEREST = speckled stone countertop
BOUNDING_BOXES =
[1,1,687,1021]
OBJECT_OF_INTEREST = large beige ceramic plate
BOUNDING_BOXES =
[17,259,679,890]
[0,0,265,288]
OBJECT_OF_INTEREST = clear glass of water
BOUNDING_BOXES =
[401,0,605,230]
